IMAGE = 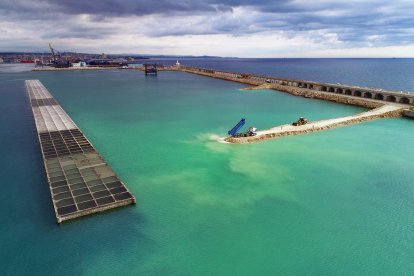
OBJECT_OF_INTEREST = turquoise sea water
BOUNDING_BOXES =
[1,64,414,275]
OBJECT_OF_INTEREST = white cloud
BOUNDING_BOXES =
[0,0,414,57]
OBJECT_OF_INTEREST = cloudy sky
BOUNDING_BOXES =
[1,0,414,57]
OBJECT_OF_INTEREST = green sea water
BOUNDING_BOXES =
[1,67,414,275]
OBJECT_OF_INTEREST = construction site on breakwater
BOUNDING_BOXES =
[32,63,414,144]
[169,65,412,144]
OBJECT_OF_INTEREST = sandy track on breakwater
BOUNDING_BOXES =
[224,105,402,144]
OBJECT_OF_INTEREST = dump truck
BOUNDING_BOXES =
[228,119,257,137]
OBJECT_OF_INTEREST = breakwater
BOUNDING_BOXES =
[225,105,402,144]
[26,80,136,223]
[173,65,413,107]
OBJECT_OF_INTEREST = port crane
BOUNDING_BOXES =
[48,43,59,63]
[48,43,70,68]
[228,118,257,137]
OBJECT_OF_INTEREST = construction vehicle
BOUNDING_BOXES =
[292,117,308,126]
[228,118,257,137]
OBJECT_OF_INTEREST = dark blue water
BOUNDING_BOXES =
[153,58,414,92]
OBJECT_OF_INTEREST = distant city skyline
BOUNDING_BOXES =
[1,0,414,57]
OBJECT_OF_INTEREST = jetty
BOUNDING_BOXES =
[26,80,135,223]
[225,105,402,144]
[174,65,414,107]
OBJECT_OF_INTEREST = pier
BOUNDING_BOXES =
[173,66,414,107]
[224,105,402,144]
[26,80,136,223]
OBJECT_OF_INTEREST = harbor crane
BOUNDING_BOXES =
[48,43,59,63]
[48,43,70,68]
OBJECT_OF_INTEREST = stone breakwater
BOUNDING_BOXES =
[241,83,386,109]
[177,67,391,109]
[225,105,402,144]
[262,83,384,109]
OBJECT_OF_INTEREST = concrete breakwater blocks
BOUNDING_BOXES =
[402,109,414,119]
[26,80,136,223]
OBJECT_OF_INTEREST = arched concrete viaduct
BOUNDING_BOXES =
[363,92,373,98]
[385,95,397,102]
[181,66,414,106]
[374,94,384,100]
[399,97,410,104]
[345,89,352,95]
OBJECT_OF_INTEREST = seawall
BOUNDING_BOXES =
[174,66,412,109]
[225,105,402,144]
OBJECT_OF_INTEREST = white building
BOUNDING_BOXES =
[72,61,87,68]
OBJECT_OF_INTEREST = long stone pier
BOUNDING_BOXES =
[26,80,136,223]
[224,105,402,144]
[173,65,413,107]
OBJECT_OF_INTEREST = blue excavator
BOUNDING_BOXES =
[228,118,257,138]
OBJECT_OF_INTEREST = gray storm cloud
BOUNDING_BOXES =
[0,0,413,56]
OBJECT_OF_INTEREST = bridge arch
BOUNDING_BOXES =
[344,89,352,95]
[328,87,335,93]
[308,84,314,90]
[354,90,362,97]
[399,97,410,104]
[321,86,327,92]
[374,94,384,100]
[363,92,373,98]
[385,95,397,102]
[336,88,343,94]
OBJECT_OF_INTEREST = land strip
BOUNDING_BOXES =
[225,105,402,144]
